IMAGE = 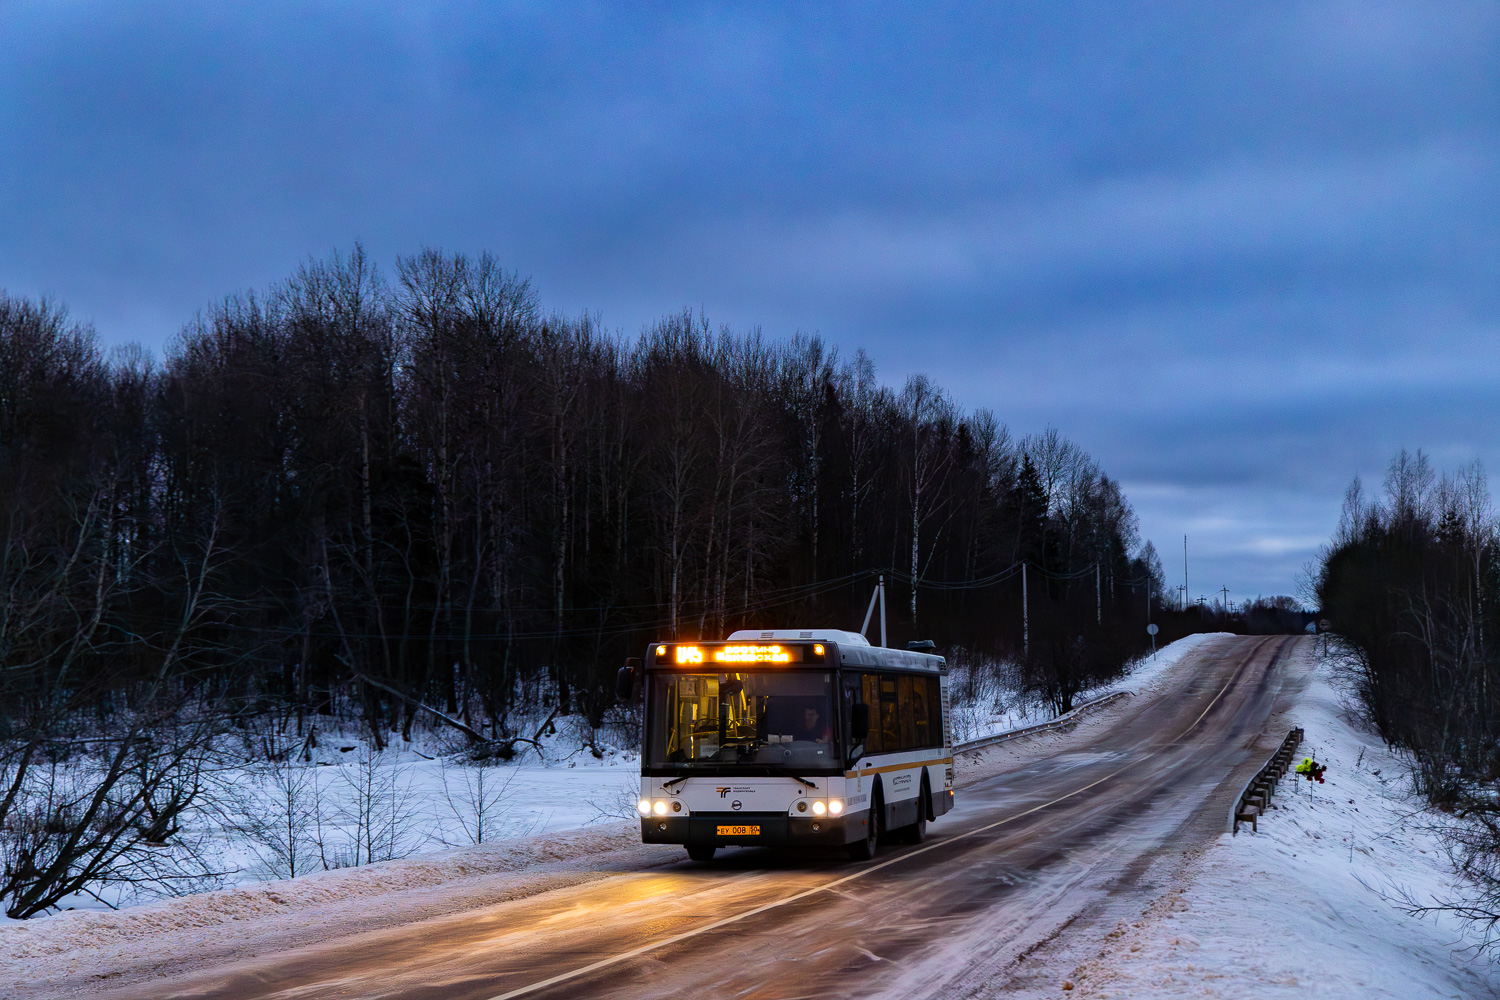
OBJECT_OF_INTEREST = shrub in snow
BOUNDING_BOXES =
[945,650,1026,743]
[235,758,320,880]
[437,758,520,846]
[315,746,423,868]
[1,714,230,918]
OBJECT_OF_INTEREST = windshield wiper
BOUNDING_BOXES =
[661,775,690,791]
[756,764,818,789]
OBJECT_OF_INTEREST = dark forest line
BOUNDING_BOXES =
[1316,449,1500,944]
[1316,450,1497,801]
[2,246,1179,752]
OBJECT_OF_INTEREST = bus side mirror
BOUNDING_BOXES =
[850,703,870,741]
[616,658,642,701]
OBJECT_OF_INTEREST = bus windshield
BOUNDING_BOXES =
[647,670,838,768]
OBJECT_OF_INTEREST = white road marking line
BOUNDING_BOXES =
[1158,637,1280,746]
[485,647,1266,1000]
[1185,640,1263,729]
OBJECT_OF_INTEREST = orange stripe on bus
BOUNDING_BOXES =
[843,756,952,778]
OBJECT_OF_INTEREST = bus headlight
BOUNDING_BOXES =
[828,799,844,815]
[638,799,652,816]
[653,800,669,816]
[812,800,827,815]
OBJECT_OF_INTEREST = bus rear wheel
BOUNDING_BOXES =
[686,844,716,862]
[901,778,931,844]
[847,789,882,861]
[900,785,924,839]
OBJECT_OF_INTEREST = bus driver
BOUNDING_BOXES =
[796,705,832,744]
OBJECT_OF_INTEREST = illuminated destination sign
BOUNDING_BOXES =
[665,643,824,665]
[713,644,791,664]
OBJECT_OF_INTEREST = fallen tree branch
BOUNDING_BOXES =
[353,674,486,744]
[531,706,561,744]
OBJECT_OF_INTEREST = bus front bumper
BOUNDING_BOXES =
[641,811,860,848]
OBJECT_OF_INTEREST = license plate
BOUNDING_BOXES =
[716,824,760,836]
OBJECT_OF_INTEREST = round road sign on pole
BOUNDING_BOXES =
[1146,623,1159,636]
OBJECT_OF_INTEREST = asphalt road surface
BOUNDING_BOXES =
[116,634,1306,1000]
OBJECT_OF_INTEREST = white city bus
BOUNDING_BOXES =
[618,629,954,862]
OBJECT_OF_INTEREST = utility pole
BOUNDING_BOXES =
[1220,585,1229,613]
[1183,535,1189,616]
[1022,562,1029,659]
[861,574,882,641]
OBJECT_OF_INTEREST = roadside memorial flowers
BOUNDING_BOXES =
[1295,756,1327,784]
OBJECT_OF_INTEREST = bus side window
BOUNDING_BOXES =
[909,675,931,748]
[897,675,918,749]
[924,677,936,746]
[879,675,900,750]
[926,676,943,747]
[861,674,883,753]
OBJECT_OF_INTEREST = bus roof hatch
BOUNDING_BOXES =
[725,629,871,646]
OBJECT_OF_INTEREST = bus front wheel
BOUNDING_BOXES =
[686,844,716,862]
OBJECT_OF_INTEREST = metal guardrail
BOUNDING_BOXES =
[1230,727,1304,834]
[953,690,1133,753]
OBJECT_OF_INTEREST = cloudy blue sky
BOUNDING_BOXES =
[3,2,1497,604]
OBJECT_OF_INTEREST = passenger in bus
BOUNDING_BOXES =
[795,706,832,744]
[911,686,930,745]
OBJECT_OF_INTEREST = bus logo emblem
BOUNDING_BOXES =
[716,787,731,797]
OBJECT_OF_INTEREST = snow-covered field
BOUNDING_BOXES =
[1064,641,1500,999]
[203,721,645,881]
[6,713,646,917]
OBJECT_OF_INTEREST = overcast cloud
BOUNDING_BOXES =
[3,2,1497,603]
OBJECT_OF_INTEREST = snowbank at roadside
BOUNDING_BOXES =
[1067,642,1500,999]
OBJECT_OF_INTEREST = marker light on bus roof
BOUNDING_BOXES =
[813,643,824,656]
